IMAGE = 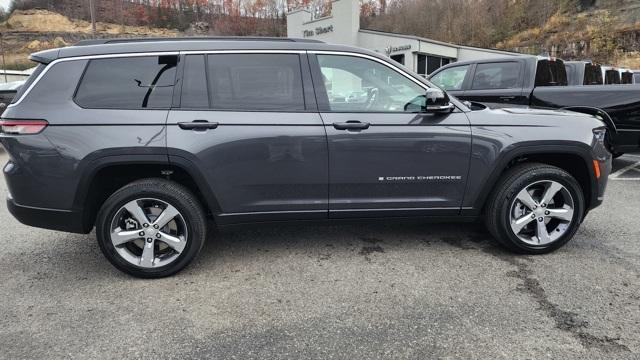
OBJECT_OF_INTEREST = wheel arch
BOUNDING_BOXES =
[73,155,222,232]
[468,144,598,217]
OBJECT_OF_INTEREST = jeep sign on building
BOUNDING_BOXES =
[287,0,521,76]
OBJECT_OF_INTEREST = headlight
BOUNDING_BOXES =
[593,128,607,143]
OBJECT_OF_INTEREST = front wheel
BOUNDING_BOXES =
[96,179,207,278]
[485,163,585,254]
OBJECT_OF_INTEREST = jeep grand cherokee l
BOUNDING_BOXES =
[0,38,612,278]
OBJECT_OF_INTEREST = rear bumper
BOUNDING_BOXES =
[7,196,87,233]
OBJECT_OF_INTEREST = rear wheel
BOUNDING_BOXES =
[485,163,585,254]
[96,179,206,278]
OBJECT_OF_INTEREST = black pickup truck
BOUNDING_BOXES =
[429,55,640,156]
[564,61,603,86]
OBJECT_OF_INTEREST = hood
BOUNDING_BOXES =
[467,105,606,129]
[495,107,596,118]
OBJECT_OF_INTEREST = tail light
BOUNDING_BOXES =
[0,119,48,135]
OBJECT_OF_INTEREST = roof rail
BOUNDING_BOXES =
[74,36,324,46]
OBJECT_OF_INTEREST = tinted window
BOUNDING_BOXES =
[427,56,442,75]
[206,54,305,111]
[181,54,209,108]
[535,59,568,86]
[471,62,520,90]
[390,54,405,65]
[417,55,427,76]
[317,54,425,112]
[75,56,177,109]
[604,70,620,84]
[430,65,469,91]
[11,62,45,104]
[417,54,454,76]
[584,64,603,85]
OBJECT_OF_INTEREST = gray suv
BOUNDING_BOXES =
[0,38,612,277]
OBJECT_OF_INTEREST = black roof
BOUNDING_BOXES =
[29,37,364,64]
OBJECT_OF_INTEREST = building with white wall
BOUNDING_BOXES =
[287,0,521,76]
[0,68,33,83]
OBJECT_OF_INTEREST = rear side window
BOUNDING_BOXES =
[11,63,45,104]
[75,55,178,109]
[180,55,209,108]
[205,54,305,111]
[471,62,521,90]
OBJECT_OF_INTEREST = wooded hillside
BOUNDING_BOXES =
[3,0,640,68]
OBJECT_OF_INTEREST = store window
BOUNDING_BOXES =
[390,54,405,65]
[417,54,455,76]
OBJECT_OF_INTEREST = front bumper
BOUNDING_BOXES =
[588,154,612,211]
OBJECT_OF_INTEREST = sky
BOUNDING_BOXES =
[0,0,9,11]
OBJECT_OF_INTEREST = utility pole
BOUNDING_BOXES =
[0,33,7,83]
[89,0,97,37]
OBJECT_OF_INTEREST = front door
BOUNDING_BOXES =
[310,53,472,218]
[167,52,328,223]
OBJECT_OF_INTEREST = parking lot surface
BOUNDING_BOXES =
[1,150,639,360]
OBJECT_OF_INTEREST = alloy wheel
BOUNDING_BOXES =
[110,198,188,268]
[509,180,575,246]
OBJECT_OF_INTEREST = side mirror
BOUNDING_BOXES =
[424,88,454,113]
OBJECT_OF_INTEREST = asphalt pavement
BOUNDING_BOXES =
[1,150,639,359]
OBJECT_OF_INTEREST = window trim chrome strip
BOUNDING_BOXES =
[308,50,430,90]
[9,49,429,108]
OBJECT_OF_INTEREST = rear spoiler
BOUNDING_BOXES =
[28,48,60,65]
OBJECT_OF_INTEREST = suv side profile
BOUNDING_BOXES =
[1,38,611,278]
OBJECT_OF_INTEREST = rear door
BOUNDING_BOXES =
[166,51,328,223]
[309,52,471,218]
[464,60,526,107]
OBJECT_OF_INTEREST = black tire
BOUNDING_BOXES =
[96,178,207,278]
[484,163,585,254]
